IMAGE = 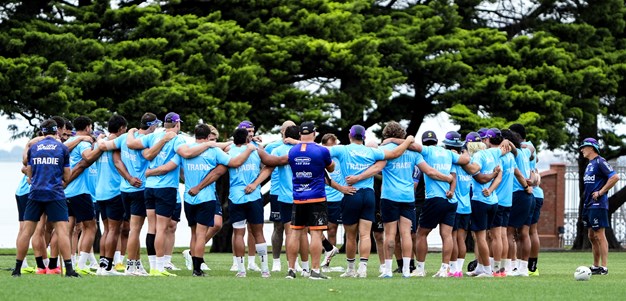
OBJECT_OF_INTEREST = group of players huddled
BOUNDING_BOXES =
[12,112,547,279]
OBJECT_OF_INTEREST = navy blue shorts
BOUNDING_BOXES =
[121,191,146,218]
[93,201,101,222]
[492,205,511,228]
[229,199,264,225]
[24,199,69,223]
[583,208,609,231]
[172,202,182,222]
[68,194,95,223]
[327,201,343,224]
[279,202,293,224]
[418,197,457,229]
[470,201,497,231]
[144,188,177,218]
[215,202,223,216]
[453,213,470,231]
[342,188,376,225]
[509,191,534,228]
[381,199,416,225]
[185,202,216,227]
[16,194,29,222]
[531,197,543,225]
[98,195,125,222]
[269,194,281,222]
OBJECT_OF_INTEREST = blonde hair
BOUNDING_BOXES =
[208,125,219,139]
[467,142,487,156]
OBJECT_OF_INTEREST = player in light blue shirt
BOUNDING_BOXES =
[329,124,414,278]
[376,122,454,278]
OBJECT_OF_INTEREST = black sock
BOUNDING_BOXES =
[100,257,109,268]
[528,257,538,272]
[48,257,58,269]
[106,257,114,271]
[192,256,202,272]
[410,259,416,271]
[146,233,156,256]
[321,238,334,252]
[396,259,403,269]
[64,259,74,274]
[35,256,46,269]
[14,259,23,275]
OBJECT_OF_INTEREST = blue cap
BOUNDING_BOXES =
[465,132,481,143]
[165,112,183,123]
[477,128,489,139]
[350,125,366,140]
[443,131,464,147]
[579,137,600,153]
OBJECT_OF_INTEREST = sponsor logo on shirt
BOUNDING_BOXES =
[294,157,311,165]
[295,171,313,178]
[37,144,58,151]
[32,157,60,165]
[583,174,595,183]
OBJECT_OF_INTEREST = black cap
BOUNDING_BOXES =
[300,121,315,135]
[422,130,438,143]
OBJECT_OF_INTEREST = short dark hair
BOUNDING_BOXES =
[73,116,92,132]
[64,119,73,131]
[41,119,58,135]
[140,112,158,130]
[51,116,66,131]
[107,114,127,133]
[233,128,249,145]
[284,125,300,140]
[195,124,210,140]
[501,129,521,149]
[509,123,526,139]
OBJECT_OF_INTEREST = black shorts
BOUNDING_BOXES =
[327,201,343,224]
[470,201,497,231]
[342,188,375,225]
[418,197,456,229]
[279,202,293,224]
[98,195,125,222]
[172,202,182,222]
[16,194,29,222]
[24,199,68,223]
[509,191,534,228]
[492,205,511,228]
[269,194,281,222]
[453,213,470,231]
[185,202,216,227]
[68,194,95,223]
[144,187,177,218]
[531,197,543,225]
[121,191,146,218]
[229,199,264,225]
[291,202,328,230]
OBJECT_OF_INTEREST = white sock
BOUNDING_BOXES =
[43,258,49,268]
[449,261,457,273]
[114,251,122,264]
[164,255,172,264]
[476,263,484,274]
[149,255,156,271]
[126,259,135,271]
[511,259,518,270]
[236,256,245,272]
[256,243,269,272]
[520,260,528,272]
[457,258,465,272]
[417,261,425,272]
[384,259,393,274]
[21,259,29,268]
[232,255,238,266]
[156,256,165,272]
[71,254,76,267]
[402,257,411,276]
[503,259,511,272]
[494,260,501,272]
[483,264,492,274]
[248,255,256,267]
[77,251,89,269]
[347,259,355,270]
[88,252,98,265]
[489,257,494,269]
[301,261,310,271]
[440,263,449,272]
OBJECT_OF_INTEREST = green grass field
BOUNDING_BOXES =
[0,250,623,300]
